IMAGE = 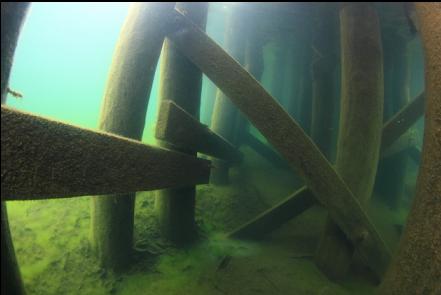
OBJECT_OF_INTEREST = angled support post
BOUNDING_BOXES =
[90,2,177,270]
[381,92,425,151]
[1,3,30,295]
[167,8,391,279]
[227,187,315,239]
[315,3,385,280]
[228,91,426,241]
[379,3,441,294]
[154,3,208,246]
[156,100,241,162]
[1,106,211,201]
[209,6,247,185]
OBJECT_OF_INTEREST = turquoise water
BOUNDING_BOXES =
[6,3,227,144]
[7,3,129,129]
[7,3,425,143]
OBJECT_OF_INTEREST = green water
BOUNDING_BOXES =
[6,3,227,142]
[7,3,129,130]
[4,3,426,295]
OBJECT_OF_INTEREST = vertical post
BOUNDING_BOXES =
[379,3,441,293]
[210,7,247,185]
[232,11,265,146]
[285,6,314,124]
[155,2,208,246]
[90,2,175,270]
[298,65,313,135]
[289,22,313,134]
[314,3,384,280]
[376,35,411,209]
[1,204,25,295]
[1,3,30,295]
[1,2,29,104]
[266,36,287,105]
[310,4,339,160]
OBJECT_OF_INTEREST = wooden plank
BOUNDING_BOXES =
[156,100,242,162]
[240,132,288,169]
[1,106,210,201]
[167,9,391,279]
[381,92,425,151]
[228,187,316,239]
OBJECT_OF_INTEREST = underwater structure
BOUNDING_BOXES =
[1,2,440,295]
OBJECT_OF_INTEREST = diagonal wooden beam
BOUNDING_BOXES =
[227,187,315,239]
[381,130,418,160]
[240,132,288,169]
[229,92,425,240]
[1,106,210,201]
[156,100,242,162]
[167,9,391,278]
[381,92,425,151]
[242,93,424,166]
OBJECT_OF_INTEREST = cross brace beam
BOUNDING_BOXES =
[167,9,391,278]
[156,100,242,162]
[1,106,210,200]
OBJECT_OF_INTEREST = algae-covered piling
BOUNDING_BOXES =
[379,3,441,293]
[155,2,208,246]
[1,3,30,295]
[310,4,339,160]
[315,3,384,280]
[209,7,247,185]
[90,3,176,270]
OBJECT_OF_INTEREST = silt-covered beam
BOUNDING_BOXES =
[381,92,425,151]
[228,187,315,239]
[1,106,210,200]
[167,8,391,279]
[156,100,241,162]
[90,2,176,270]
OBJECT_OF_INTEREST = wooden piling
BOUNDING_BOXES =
[209,7,247,185]
[1,3,30,295]
[228,95,423,240]
[167,8,391,279]
[314,3,384,280]
[231,17,265,147]
[379,3,441,293]
[90,2,176,270]
[1,2,29,104]
[285,9,314,124]
[310,4,339,159]
[155,2,208,246]
[377,35,411,209]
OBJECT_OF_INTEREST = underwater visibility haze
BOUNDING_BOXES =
[1,2,440,295]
